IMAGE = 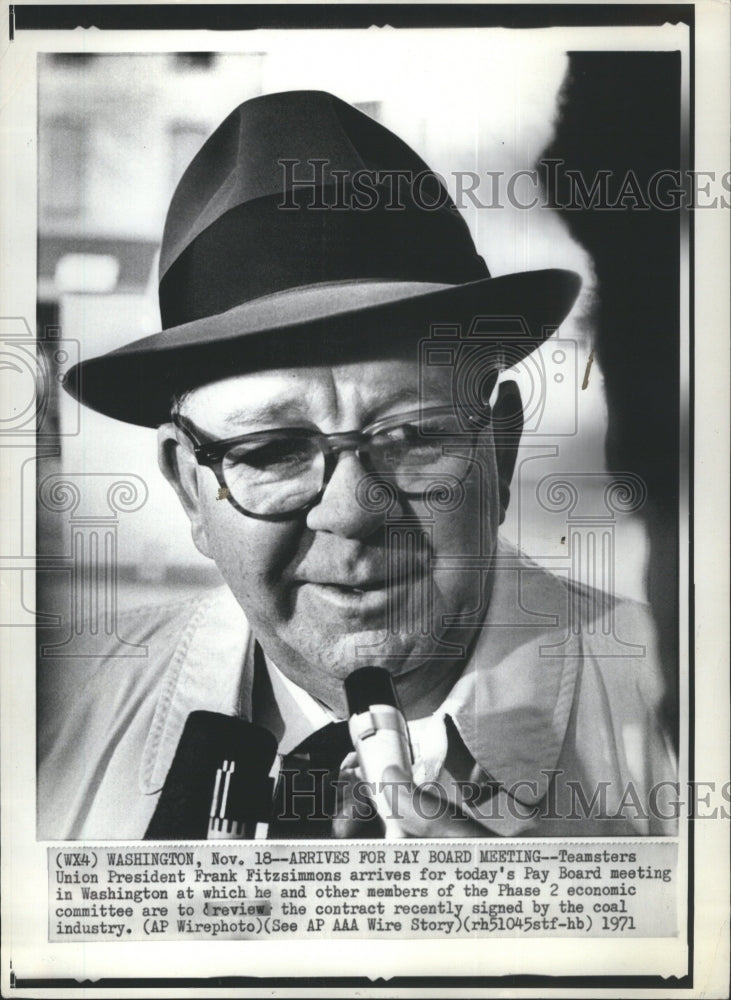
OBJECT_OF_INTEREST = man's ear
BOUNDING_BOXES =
[157,423,212,558]
[491,379,524,524]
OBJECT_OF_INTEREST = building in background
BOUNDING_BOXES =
[36,44,645,622]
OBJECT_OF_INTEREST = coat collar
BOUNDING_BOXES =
[139,587,253,794]
[139,543,580,805]
[446,548,580,805]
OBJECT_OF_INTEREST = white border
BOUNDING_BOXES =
[1,2,727,995]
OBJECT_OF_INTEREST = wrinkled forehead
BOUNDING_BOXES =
[176,354,469,433]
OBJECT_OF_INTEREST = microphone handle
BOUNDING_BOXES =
[348,704,412,839]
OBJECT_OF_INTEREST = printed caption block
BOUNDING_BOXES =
[49,842,677,941]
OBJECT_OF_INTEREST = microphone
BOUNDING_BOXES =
[344,667,413,839]
[145,711,278,840]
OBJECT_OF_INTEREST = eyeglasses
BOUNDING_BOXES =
[172,405,490,521]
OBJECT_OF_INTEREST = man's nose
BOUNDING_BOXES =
[305,452,391,538]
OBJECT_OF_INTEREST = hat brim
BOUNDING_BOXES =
[64,268,581,427]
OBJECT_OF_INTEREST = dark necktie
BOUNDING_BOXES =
[267,721,381,838]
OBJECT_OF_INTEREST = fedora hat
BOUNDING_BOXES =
[64,90,581,427]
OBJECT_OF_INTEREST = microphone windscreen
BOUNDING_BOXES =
[145,711,277,840]
[344,666,400,715]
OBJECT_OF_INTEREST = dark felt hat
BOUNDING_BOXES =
[64,90,581,427]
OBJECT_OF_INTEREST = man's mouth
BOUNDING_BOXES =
[295,573,424,614]
[314,579,387,593]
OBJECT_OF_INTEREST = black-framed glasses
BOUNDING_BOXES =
[172,405,489,521]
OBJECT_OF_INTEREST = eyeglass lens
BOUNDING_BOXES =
[220,411,471,517]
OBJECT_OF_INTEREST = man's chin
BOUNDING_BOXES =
[259,623,469,717]
[284,627,448,681]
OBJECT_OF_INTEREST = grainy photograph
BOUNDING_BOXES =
[2,2,728,994]
[35,35,684,842]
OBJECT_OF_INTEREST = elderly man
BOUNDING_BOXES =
[38,91,675,839]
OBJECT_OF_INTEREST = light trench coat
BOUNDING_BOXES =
[38,544,677,840]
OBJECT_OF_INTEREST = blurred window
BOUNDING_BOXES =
[354,101,382,122]
[40,117,86,221]
[169,121,209,190]
[173,53,217,70]
[50,53,97,66]
[55,253,120,294]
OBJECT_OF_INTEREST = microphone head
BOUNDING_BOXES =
[145,711,277,840]
[344,666,401,715]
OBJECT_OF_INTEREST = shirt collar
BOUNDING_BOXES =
[140,542,579,805]
[263,651,455,783]
[264,654,339,753]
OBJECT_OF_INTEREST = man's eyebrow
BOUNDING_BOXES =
[220,402,307,429]
[367,387,420,409]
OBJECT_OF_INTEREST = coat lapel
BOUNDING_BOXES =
[450,553,581,805]
[139,587,253,794]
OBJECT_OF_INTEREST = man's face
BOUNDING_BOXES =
[161,355,503,716]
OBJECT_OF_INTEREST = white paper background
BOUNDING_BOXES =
[1,3,728,995]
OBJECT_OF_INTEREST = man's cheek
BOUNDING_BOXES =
[203,511,301,604]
